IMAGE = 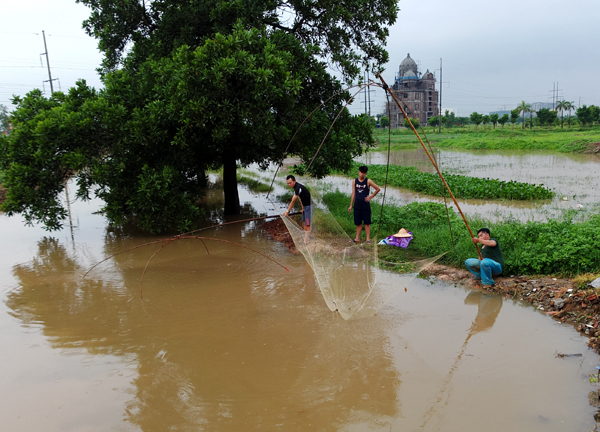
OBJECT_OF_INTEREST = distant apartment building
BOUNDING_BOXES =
[386,53,439,128]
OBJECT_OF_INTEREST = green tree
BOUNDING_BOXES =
[537,108,557,129]
[77,0,398,80]
[470,112,483,130]
[379,115,389,128]
[498,113,509,128]
[576,105,592,127]
[490,113,499,129]
[403,117,420,129]
[443,110,456,129]
[3,1,397,232]
[564,101,575,129]
[482,115,490,129]
[456,116,471,126]
[428,116,439,128]
[517,101,531,130]
[555,100,568,128]
[510,108,520,130]
[590,105,600,125]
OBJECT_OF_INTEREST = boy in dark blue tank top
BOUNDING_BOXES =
[348,165,380,244]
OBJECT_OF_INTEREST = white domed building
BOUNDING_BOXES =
[387,53,439,128]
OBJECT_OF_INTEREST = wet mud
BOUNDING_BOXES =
[261,217,298,254]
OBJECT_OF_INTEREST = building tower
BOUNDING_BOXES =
[387,53,439,128]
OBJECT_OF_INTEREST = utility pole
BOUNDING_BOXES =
[367,70,371,119]
[438,58,442,134]
[41,30,58,94]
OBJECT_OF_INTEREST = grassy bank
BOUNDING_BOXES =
[344,161,553,200]
[323,191,600,277]
[373,126,600,152]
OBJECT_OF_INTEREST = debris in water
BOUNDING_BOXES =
[554,351,583,358]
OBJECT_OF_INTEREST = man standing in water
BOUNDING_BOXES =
[465,228,505,286]
[284,175,312,243]
[348,165,380,244]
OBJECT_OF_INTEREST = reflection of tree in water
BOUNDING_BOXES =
[6,232,401,430]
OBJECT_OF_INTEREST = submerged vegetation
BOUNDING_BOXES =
[237,174,273,193]
[323,191,600,277]
[345,162,554,200]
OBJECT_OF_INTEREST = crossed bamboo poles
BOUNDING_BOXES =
[83,213,301,298]
[376,73,482,260]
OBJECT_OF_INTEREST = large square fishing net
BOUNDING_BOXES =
[274,177,441,320]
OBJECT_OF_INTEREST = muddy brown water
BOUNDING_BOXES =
[1,182,599,431]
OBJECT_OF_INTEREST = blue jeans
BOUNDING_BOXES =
[465,258,502,285]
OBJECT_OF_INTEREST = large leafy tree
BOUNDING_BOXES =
[2,0,397,232]
[76,0,397,80]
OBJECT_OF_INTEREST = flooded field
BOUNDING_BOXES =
[359,148,600,223]
[1,179,599,431]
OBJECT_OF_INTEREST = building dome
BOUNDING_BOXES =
[422,69,435,80]
[403,70,418,79]
[399,53,418,78]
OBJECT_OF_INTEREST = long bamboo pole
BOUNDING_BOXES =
[377,73,482,260]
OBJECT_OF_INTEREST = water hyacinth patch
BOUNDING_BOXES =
[350,162,553,201]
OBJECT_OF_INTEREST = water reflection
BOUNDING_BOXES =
[2,178,599,431]
[463,291,503,334]
[5,227,402,431]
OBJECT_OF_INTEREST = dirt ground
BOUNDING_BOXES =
[261,217,600,355]
[584,141,600,154]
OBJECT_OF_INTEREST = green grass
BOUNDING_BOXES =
[237,175,272,193]
[373,126,600,152]
[323,191,600,277]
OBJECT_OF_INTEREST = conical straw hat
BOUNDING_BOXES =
[392,228,412,238]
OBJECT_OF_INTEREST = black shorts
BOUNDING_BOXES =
[354,205,372,226]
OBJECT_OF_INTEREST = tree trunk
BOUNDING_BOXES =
[223,153,240,215]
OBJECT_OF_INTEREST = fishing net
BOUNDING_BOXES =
[273,176,442,320]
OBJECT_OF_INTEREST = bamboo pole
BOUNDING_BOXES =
[377,73,482,260]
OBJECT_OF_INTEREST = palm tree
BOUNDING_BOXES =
[517,101,531,130]
[555,100,568,128]
[564,101,575,129]
[528,106,534,129]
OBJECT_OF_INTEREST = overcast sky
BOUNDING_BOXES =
[2,0,599,117]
